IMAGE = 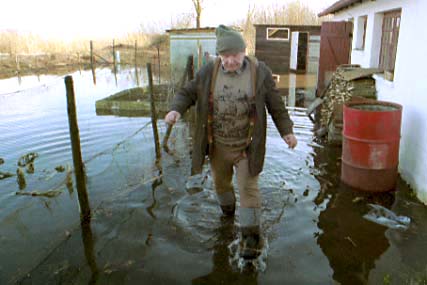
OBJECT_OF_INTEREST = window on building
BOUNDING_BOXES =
[379,10,401,79]
[266,28,290,41]
[356,16,367,50]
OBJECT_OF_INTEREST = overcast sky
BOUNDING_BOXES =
[1,0,337,40]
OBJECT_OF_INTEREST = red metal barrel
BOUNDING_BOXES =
[341,101,402,192]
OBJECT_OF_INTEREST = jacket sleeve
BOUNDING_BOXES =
[170,75,199,116]
[262,65,294,136]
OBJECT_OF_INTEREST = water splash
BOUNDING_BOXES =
[228,237,269,272]
[185,171,210,189]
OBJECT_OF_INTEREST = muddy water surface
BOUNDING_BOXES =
[1,69,426,284]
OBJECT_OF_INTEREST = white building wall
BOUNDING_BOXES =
[334,0,427,204]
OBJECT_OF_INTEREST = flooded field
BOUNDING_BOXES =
[1,69,427,284]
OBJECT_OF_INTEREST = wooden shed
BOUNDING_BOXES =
[254,24,321,74]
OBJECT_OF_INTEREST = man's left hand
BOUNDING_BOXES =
[283,134,297,149]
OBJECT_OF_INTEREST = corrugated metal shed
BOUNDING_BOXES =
[166,28,217,83]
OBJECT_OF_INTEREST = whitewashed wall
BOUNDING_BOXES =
[333,0,427,204]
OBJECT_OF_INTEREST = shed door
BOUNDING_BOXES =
[296,32,308,73]
[317,21,353,96]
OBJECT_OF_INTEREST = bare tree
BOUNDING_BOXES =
[192,0,203,28]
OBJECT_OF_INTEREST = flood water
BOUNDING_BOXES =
[1,69,427,284]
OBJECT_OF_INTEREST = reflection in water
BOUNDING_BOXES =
[313,141,394,284]
[147,116,164,219]
[75,148,98,284]
[192,217,258,285]
[65,75,91,220]
[81,218,99,284]
[147,161,163,219]
[316,186,393,284]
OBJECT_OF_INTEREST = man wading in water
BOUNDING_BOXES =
[165,25,297,259]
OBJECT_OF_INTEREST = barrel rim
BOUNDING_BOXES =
[344,100,402,112]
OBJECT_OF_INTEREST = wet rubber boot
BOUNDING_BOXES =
[217,192,236,217]
[220,204,235,217]
[240,225,264,259]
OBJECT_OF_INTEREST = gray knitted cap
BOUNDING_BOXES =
[215,25,246,54]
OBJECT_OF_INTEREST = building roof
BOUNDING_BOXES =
[318,0,365,17]
[254,24,321,28]
[166,27,216,34]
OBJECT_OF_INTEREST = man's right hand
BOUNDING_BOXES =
[164,111,181,125]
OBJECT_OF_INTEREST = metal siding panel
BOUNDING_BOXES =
[169,32,216,82]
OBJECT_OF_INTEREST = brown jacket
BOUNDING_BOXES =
[170,57,293,176]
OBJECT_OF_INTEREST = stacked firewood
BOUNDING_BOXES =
[320,65,378,129]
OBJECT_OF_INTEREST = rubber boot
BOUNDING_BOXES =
[240,225,264,259]
[220,204,235,217]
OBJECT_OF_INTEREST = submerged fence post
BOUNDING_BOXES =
[90,41,96,85]
[65,76,91,220]
[146,63,161,161]
[112,39,117,86]
[77,52,82,74]
[80,219,99,282]
[15,54,20,74]
[157,46,161,85]
[135,40,140,86]
[35,55,40,81]
[15,54,21,84]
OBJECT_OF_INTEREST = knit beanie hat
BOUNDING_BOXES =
[215,25,246,54]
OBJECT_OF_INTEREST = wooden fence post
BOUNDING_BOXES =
[77,52,82,74]
[35,55,40,81]
[135,40,140,86]
[157,46,161,84]
[90,41,96,85]
[187,55,196,161]
[146,63,161,161]
[112,39,117,86]
[187,55,194,81]
[197,42,202,70]
[65,76,91,220]
[80,219,98,281]
[15,54,21,84]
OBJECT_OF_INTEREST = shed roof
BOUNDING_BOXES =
[254,24,320,28]
[166,27,216,34]
[318,0,365,17]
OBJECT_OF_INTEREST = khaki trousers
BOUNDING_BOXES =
[210,144,261,209]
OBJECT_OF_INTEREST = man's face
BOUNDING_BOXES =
[219,52,245,72]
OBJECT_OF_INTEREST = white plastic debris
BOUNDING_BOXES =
[363,203,411,230]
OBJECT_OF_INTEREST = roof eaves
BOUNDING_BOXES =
[318,0,363,17]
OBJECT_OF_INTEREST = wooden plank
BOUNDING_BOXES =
[317,21,353,96]
[341,68,382,81]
